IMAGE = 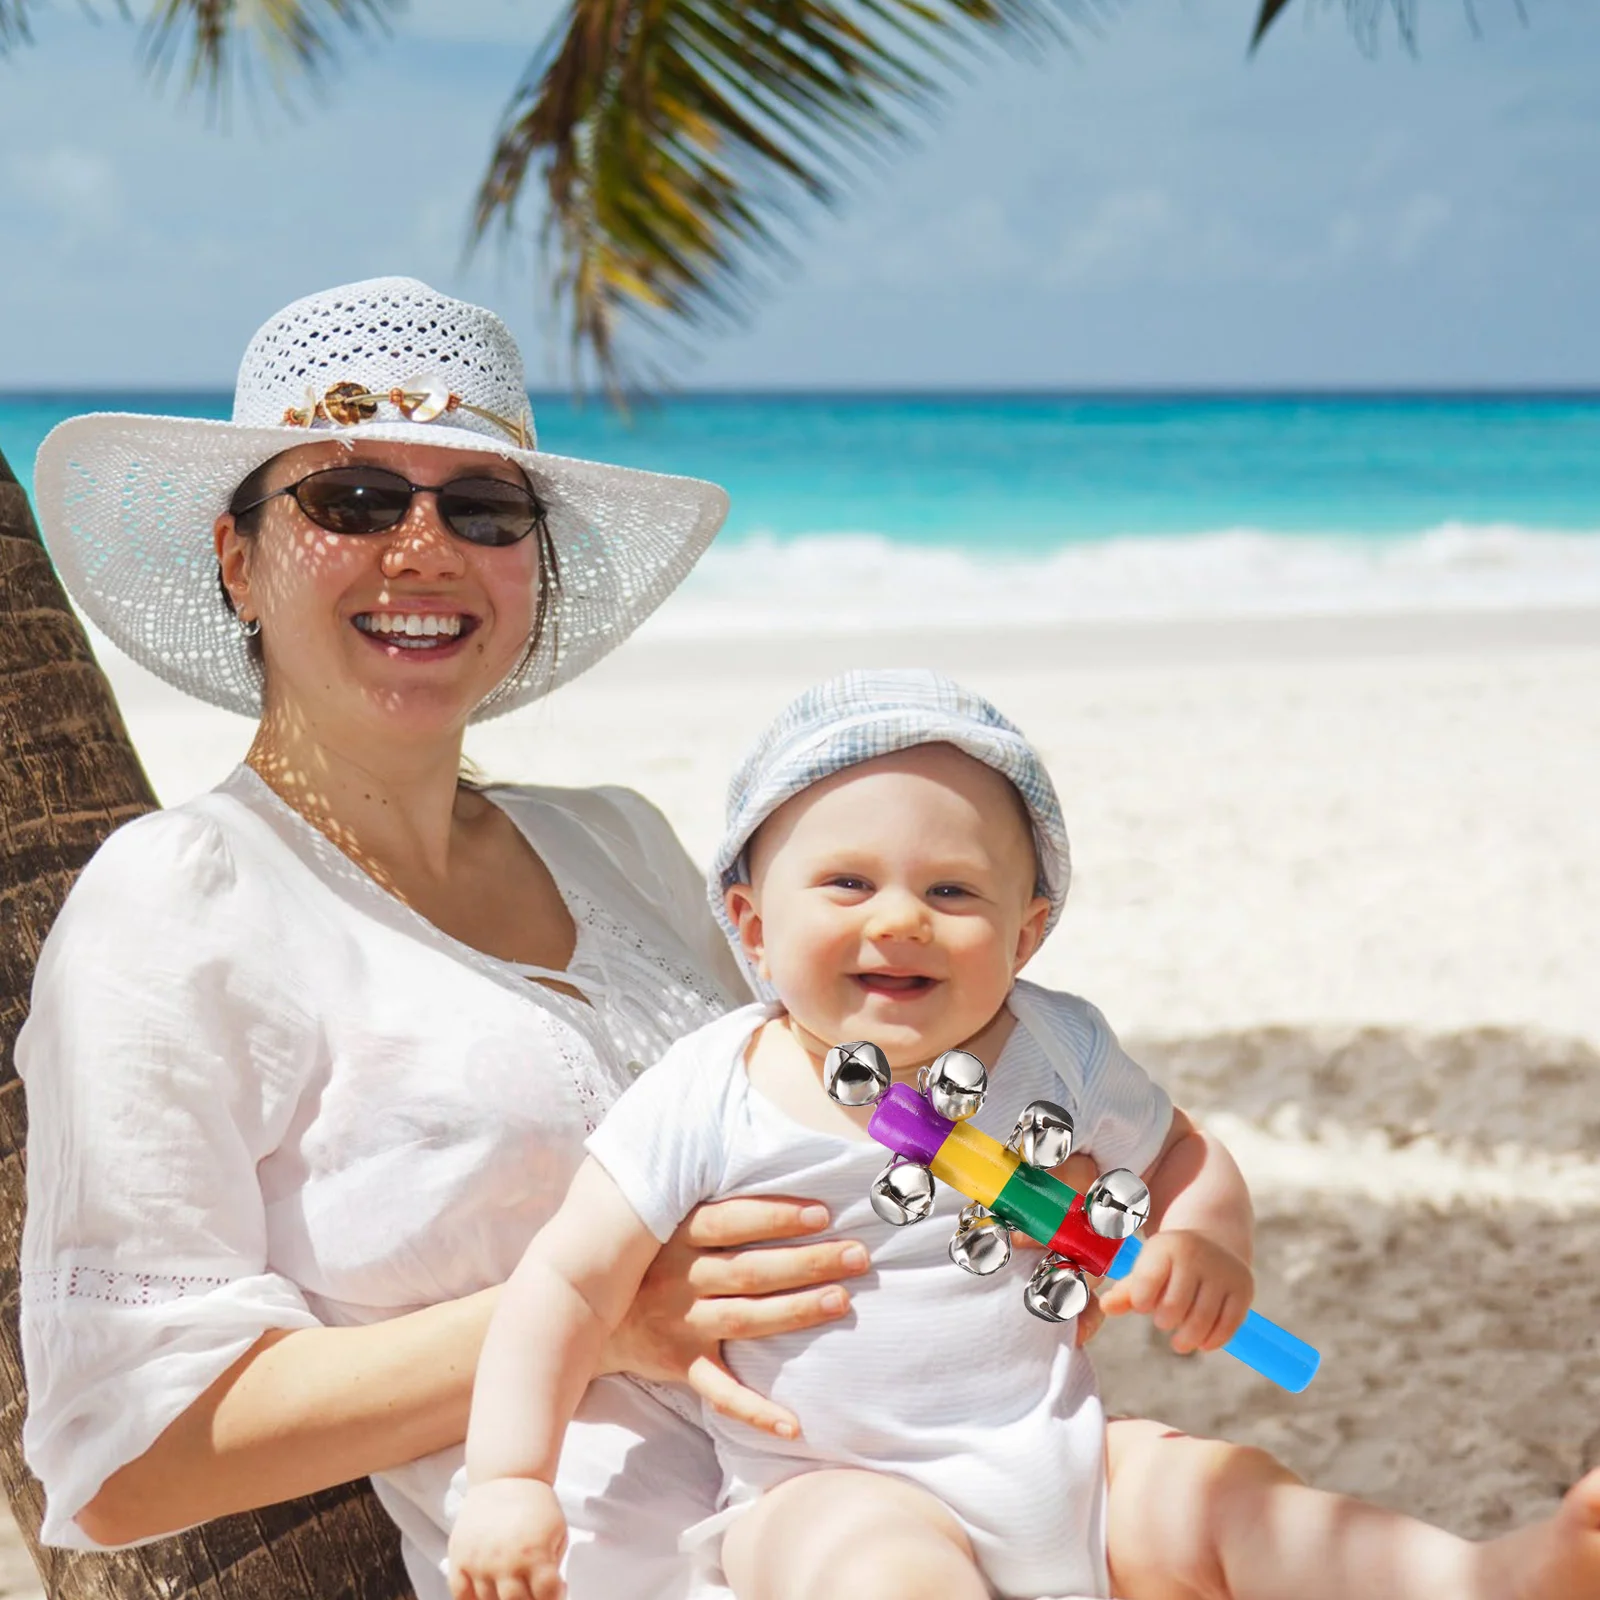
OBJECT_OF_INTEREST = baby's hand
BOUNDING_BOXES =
[1097,1230,1254,1355]
[448,1477,568,1600]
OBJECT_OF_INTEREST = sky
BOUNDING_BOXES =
[1,0,1597,389]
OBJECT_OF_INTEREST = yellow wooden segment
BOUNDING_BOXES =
[929,1120,1019,1207]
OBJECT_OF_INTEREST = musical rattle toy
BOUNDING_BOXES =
[826,1040,1320,1394]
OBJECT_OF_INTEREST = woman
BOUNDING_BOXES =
[21,278,1600,1600]
[18,276,864,1600]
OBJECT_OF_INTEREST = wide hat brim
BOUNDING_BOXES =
[33,411,729,721]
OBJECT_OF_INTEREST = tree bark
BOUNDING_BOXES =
[0,445,414,1600]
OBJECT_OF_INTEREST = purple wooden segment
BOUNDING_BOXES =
[867,1082,953,1167]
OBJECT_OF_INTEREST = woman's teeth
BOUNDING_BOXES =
[354,613,465,647]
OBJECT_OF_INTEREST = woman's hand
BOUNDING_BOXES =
[602,1195,869,1436]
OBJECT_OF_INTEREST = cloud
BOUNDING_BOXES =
[1390,192,1453,264]
[809,193,1034,290]
[1049,188,1177,285]
[7,144,121,232]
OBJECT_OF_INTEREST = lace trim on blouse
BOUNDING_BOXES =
[563,886,730,1077]
[25,1265,235,1307]
[228,766,638,1132]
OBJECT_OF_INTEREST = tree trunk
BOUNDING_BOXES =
[0,445,414,1600]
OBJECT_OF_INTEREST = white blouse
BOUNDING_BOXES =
[16,765,748,1593]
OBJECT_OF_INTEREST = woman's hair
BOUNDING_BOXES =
[216,450,561,688]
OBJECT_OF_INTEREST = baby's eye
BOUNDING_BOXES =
[929,884,974,901]
[824,875,871,892]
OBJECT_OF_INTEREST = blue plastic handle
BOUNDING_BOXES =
[1104,1237,1321,1394]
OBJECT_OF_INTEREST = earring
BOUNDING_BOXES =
[238,615,261,639]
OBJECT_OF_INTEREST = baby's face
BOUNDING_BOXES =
[728,744,1052,1070]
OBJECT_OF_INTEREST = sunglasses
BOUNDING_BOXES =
[231,465,546,547]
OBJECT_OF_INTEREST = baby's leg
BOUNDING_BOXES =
[1104,1416,1600,1600]
[721,1468,990,1600]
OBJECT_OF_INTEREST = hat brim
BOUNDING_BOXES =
[33,412,728,722]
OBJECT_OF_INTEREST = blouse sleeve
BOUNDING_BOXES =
[588,785,754,1007]
[16,807,322,1549]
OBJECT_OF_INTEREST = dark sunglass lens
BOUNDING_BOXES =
[296,468,412,535]
[437,478,541,546]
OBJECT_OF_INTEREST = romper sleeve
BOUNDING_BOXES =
[15,807,322,1549]
[588,785,754,1009]
[1009,982,1174,1181]
[583,1021,741,1242]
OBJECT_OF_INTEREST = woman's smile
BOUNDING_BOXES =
[352,608,480,656]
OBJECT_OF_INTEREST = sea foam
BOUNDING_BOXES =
[641,523,1600,636]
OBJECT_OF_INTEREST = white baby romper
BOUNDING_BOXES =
[586,979,1173,1600]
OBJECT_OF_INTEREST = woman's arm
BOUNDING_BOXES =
[77,1287,499,1545]
[78,1190,860,1546]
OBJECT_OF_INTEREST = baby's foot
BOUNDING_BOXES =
[1477,1469,1600,1600]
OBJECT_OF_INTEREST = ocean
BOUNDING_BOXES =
[5,392,1599,634]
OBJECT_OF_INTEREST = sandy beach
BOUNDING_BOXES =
[5,605,1598,1589]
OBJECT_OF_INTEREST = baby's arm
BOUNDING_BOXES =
[1097,1106,1256,1355]
[447,1157,665,1600]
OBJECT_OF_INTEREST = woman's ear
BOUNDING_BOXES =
[1013,895,1052,974]
[723,883,768,979]
[215,513,253,618]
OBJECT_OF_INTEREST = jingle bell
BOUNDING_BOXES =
[918,1048,988,1121]
[869,1159,936,1226]
[824,1040,891,1106]
[1007,1099,1075,1169]
[948,1204,1012,1276]
[1083,1168,1152,1240]
[1023,1255,1091,1323]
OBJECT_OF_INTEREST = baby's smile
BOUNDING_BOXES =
[852,969,938,997]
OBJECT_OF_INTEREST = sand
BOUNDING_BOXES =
[5,606,1598,1590]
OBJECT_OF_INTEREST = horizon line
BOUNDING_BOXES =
[5,384,1600,402]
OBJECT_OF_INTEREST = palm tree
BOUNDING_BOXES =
[0,1,1433,1594]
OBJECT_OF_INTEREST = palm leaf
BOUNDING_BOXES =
[140,0,401,105]
[0,0,41,53]
[472,0,1117,393]
[1252,0,1422,54]
[1250,0,1297,47]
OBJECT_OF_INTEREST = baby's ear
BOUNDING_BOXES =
[723,883,768,975]
[1013,895,1052,973]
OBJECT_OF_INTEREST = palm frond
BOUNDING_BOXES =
[473,0,1116,395]
[1252,0,1422,55]
[140,0,401,109]
[0,0,41,54]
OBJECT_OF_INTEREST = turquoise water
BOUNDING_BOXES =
[7,392,1600,623]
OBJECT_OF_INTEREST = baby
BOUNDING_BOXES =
[448,668,1249,1600]
[450,671,1600,1600]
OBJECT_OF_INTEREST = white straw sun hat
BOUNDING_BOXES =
[32,276,729,720]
